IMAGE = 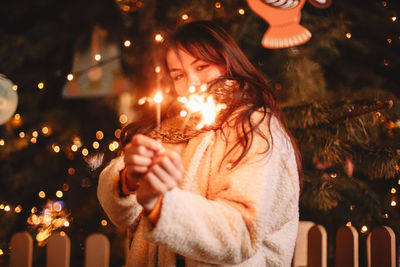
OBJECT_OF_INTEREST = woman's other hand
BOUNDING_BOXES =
[136,150,184,212]
[123,134,164,190]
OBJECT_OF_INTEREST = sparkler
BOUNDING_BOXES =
[154,91,163,129]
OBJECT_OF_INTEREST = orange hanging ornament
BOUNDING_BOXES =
[246,0,311,49]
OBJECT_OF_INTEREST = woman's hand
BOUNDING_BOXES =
[136,150,184,212]
[123,134,164,190]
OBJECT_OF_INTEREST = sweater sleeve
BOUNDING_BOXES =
[97,156,143,229]
[142,116,300,265]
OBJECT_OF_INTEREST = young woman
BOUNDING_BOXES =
[98,20,301,267]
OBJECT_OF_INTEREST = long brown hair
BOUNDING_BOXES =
[121,20,302,188]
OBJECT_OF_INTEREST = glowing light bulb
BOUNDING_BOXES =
[52,144,60,153]
[38,82,44,90]
[215,2,221,8]
[154,92,162,103]
[38,191,46,198]
[182,14,189,20]
[101,219,108,226]
[0,139,4,146]
[71,144,78,152]
[155,34,163,42]
[94,54,101,61]
[12,84,18,91]
[189,86,196,93]
[4,205,10,212]
[67,74,74,81]
[238,8,245,15]
[391,200,397,206]
[391,17,397,22]
[96,131,104,140]
[56,190,63,198]
[119,114,128,124]
[361,225,368,233]
[346,32,352,39]
[92,141,100,149]
[391,188,396,194]
[124,40,131,47]
[114,129,121,139]
[42,126,50,135]
[180,110,188,117]
[82,148,89,156]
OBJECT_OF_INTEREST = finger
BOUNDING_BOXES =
[156,157,183,183]
[126,165,148,174]
[168,151,185,173]
[124,154,152,166]
[151,164,178,189]
[136,145,155,157]
[145,171,168,195]
[131,134,163,152]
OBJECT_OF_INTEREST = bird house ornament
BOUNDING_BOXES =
[63,26,131,98]
[247,0,332,49]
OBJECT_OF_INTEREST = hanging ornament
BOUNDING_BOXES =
[63,25,132,98]
[247,0,332,49]
[0,74,18,125]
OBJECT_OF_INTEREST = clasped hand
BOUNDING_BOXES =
[123,134,184,212]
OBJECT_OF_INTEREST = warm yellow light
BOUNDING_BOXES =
[361,225,368,233]
[114,129,122,139]
[330,173,337,178]
[0,249,3,255]
[32,131,38,137]
[349,205,355,211]
[108,141,119,151]
[189,86,196,93]
[38,191,46,198]
[346,32,352,39]
[391,17,397,22]
[0,204,4,209]
[14,113,20,120]
[42,126,49,135]
[38,82,44,89]
[119,114,128,124]
[384,213,389,218]
[155,34,163,42]
[155,66,161,73]
[0,139,4,146]
[30,137,37,144]
[62,183,70,191]
[101,219,108,226]
[215,2,221,8]
[391,200,397,206]
[346,221,352,226]
[94,54,102,61]
[71,144,78,152]
[178,96,188,103]
[92,141,100,149]
[12,84,18,91]
[31,206,37,213]
[180,110,188,117]
[63,221,70,227]
[238,8,245,15]
[67,74,74,81]
[52,144,60,153]
[154,92,162,103]
[138,97,147,105]
[82,148,89,156]
[182,14,189,20]
[387,38,392,44]
[56,190,63,198]
[391,188,396,194]
[4,205,10,212]
[124,40,131,47]
[19,132,25,138]
[68,168,75,175]
[384,59,390,66]
[96,131,104,140]
[15,205,22,213]
[382,1,387,7]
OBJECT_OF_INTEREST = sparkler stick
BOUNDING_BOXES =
[154,91,162,129]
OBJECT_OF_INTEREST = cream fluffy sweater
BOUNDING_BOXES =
[97,115,299,267]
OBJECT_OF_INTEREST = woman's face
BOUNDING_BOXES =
[166,48,226,96]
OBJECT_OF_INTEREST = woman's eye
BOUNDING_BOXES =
[196,64,209,71]
[173,74,184,81]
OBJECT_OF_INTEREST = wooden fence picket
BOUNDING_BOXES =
[292,221,315,267]
[335,225,359,267]
[9,232,33,267]
[367,226,396,267]
[307,224,327,267]
[46,232,70,267]
[84,233,110,267]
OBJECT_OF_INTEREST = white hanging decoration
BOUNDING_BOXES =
[0,74,18,125]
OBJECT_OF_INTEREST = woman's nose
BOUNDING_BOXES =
[187,72,201,87]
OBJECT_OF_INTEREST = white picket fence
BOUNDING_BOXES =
[7,221,398,267]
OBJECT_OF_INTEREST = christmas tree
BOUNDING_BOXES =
[0,0,399,265]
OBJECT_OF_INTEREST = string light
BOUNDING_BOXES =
[71,144,78,152]
[238,8,245,15]
[391,17,397,22]
[119,114,128,124]
[155,66,161,73]
[390,188,396,194]
[94,54,101,61]
[138,97,146,105]
[124,40,131,47]
[346,221,352,226]
[181,14,189,20]
[4,205,10,212]
[63,221,70,227]
[56,191,63,198]
[387,38,392,44]
[30,137,37,144]
[32,131,38,137]
[62,184,70,191]
[82,148,89,156]
[15,205,22,213]
[19,132,25,138]
[68,168,75,175]
[12,84,18,91]
[0,249,3,255]
[37,82,44,90]
[0,139,4,146]
[349,205,355,211]
[381,1,387,7]
[92,141,100,149]
[31,207,37,213]
[14,113,20,120]
[330,173,337,178]
[96,131,104,140]
[361,225,368,233]
[155,34,163,42]
[101,219,108,226]
[67,74,74,81]
[41,126,50,135]
[114,129,121,139]
[38,191,46,198]
[384,59,390,66]
[390,200,397,206]
[346,32,352,39]
[108,141,119,151]
[384,213,389,218]
[180,110,188,117]
[52,144,60,153]
[215,2,221,8]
